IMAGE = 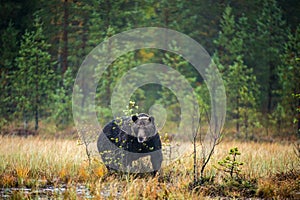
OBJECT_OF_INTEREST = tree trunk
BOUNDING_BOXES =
[35,105,39,131]
[62,0,69,75]
[297,114,300,139]
[266,61,276,135]
[267,61,276,113]
[298,97,300,137]
[23,113,28,131]
[244,113,248,139]
[236,96,240,134]
[35,55,39,131]
[81,17,88,60]
[193,131,197,184]
[163,3,170,50]
[267,80,273,114]
[103,0,112,106]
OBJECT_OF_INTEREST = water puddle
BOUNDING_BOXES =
[0,184,93,199]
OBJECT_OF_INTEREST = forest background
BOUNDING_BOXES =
[0,0,299,140]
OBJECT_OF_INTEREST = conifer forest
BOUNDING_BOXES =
[0,0,299,199]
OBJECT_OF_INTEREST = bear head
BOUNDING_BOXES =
[131,113,157,143]
[119,113,157,143]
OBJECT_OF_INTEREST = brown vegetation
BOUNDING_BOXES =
[0,135,299,199]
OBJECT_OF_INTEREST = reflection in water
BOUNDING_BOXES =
[0,184,92,199]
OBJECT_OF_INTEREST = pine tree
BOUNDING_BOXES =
[86,0,152,121]
[226,57,260,138]
[214,6,243,70]
[0,22,19,127]
[278,26,300,136]
[255,0,287,114]
[52,67,74,127]
[14,15,55,131]
[214,6,260,137]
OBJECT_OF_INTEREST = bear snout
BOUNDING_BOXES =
[138,137,147,143]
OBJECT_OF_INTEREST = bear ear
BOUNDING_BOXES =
[149,116,155,123]
[132,115,138,122]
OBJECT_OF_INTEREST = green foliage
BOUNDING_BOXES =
[160,48,192,122]
[214,6,243,68]
[0,0,299,137]
[278,25,300,135]
[14,15,55,130]
[227,57,261,137]
[123,101,139,116]
[214,6,260,138]
[293,93,300,135]
[254,0,287,113]
[217,147,244,180]
[95,45,143,123]
[0,22,19,68]
[51,68,74,127]
[0,22,19,127]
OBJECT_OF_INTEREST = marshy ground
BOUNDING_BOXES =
[0,135,299,199]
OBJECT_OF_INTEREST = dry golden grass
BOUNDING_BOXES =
[0,135,299,199]
[212,141,298,177]
[0,136,90,187]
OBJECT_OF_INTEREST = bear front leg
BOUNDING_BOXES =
[150,150,163,175]
[122,154,134,172]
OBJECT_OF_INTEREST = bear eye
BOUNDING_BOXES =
[132,115,138,122]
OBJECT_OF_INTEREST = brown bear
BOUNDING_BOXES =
[97,113,162,174]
